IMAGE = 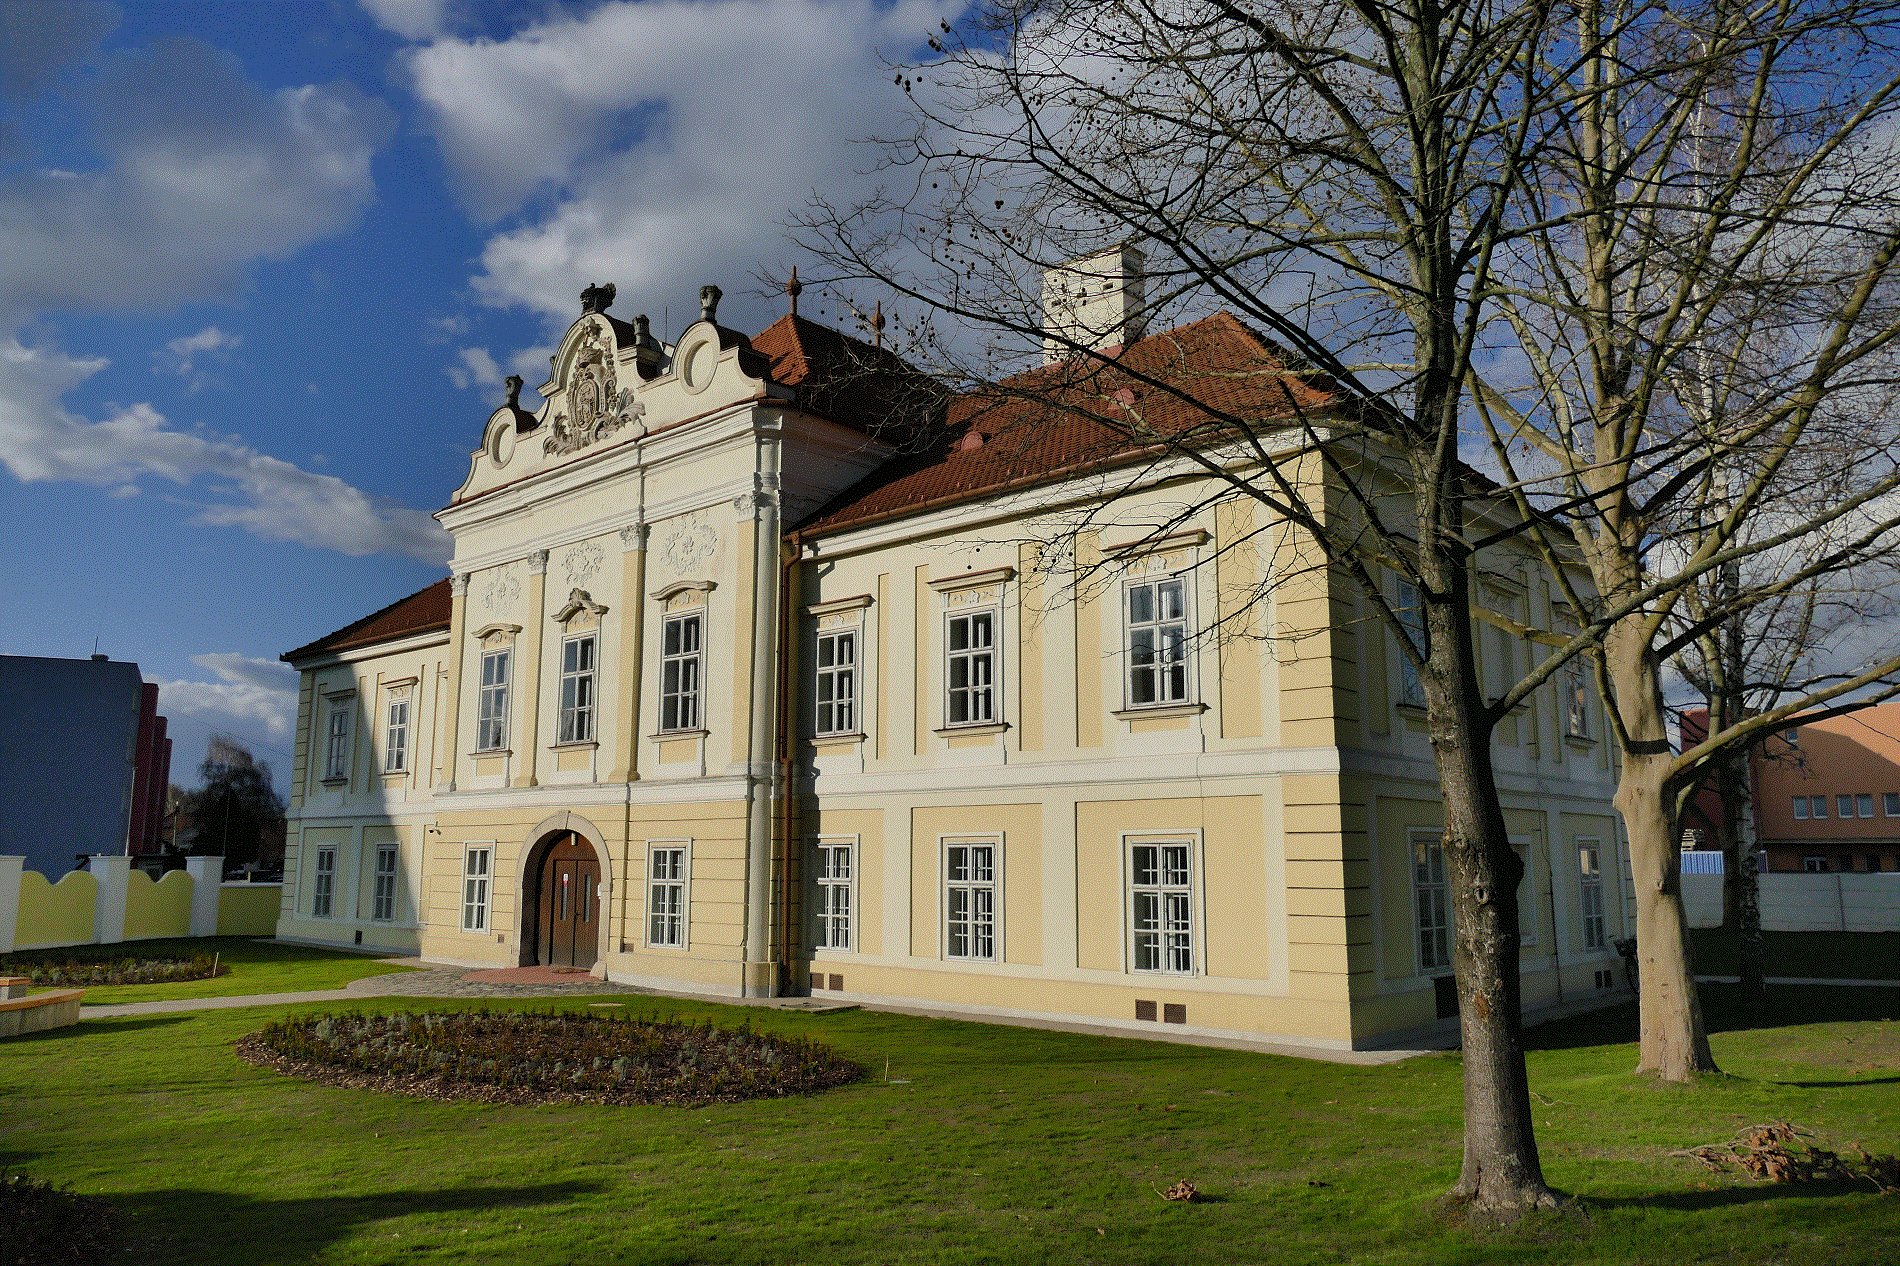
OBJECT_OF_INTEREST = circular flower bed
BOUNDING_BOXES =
[236,1010,862,1107]
[0,950,224,988]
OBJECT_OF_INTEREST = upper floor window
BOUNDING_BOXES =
[322,703,352,782]
[1809,795,1828,819]
[1126,577,1190,707]
[1886,792,1900,817]
[814,839,854,951]
[1856,793,1875,819]
[1577,841,1606,951]
[944,839,998,960]
[1793,796,1810,820]
[1130,840,1195,974]
[1838,794,1856,819]
[384,696,409,773]
[661,612,704,732]
[945,610,997,727]
[1413,834,1451,974]
[1563,659,1590,740]
[1395,579,1426,707]
[477,649,512,751]
[815,628,858,736]
[558,633,598,744]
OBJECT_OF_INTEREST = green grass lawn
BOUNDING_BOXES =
[2,985,1897,1265]
[1689,928,1900,981]
[3,937,416,1005]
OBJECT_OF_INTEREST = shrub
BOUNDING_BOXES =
[237,1010,863,1107]
[0,950,224,988]
[0,1170,122,1265]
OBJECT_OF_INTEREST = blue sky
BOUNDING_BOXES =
[0,0,948,787]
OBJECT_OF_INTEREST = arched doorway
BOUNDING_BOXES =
[524,830,600,970]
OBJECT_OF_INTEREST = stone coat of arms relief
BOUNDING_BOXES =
[544,322,644,456]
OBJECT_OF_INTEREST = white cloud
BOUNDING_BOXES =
[0,39,393,325]
[154,652,299,745]
[0,337,451,564]
[402,0,953,329]
[155,324,243,389]
[360,0,452,42]
[444,345,502,391]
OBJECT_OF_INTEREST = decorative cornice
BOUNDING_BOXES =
[651,580,716,603]
[808,594,874,618]
[927,565,1017,593]
[1102,528,1210,558]
[551,588,609,624]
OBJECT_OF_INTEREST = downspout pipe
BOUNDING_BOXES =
[775,537,800,994]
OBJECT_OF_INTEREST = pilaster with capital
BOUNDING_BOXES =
[438,573,471,792]
[607,519,648,783]
[512,551,551,788]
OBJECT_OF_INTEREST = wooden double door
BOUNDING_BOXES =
[532,832,600,970]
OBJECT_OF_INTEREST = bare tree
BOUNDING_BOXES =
[1473,0,1900,1078]
[788,0,1687,1216]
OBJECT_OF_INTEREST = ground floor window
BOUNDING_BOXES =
[814,839,854,951]
[372,844,398,923]
[462,846,491,932]
[648,844,688,947]
[944,839,997,960]
[1577,840,1606,950]
[312,846,336,919]
[1803,855,1829,873]
[1129,839,1194,974]
[1413,834,1451,973]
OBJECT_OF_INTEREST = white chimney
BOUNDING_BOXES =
[1042,244,1147,363]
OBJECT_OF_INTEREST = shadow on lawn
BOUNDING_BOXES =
[1585,1178,1881,1214]
[111,1179,607,1265]
[1524,984,1899,1053]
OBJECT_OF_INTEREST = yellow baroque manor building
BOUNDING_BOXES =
[280,264,1629,1052]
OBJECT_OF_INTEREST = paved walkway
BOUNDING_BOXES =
[80,960,630,1018]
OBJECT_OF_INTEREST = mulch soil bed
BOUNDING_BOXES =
[235,1010,862,1107]
[1,1171,124,1265]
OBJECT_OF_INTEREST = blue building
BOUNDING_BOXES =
[0,654,168,877]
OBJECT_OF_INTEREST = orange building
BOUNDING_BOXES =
[1752,701,1900,873]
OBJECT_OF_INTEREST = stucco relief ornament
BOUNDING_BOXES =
[659,514,719,575]
[544,324,645,456]
[479,565,522,612]
[562,541,605,585]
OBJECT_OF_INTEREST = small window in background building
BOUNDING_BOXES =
[1838,794,1855,818]
[1803,855,1828,872]
[1811,796,1829,819]
[1866,854,1882,873]
[1857,794,1875,818]
[1885,792,1900,817]
[1793,797,1809,820]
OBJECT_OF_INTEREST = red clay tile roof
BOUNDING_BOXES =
[282,579,451,663]
[750,312,945,440]
[796,312,1336,537]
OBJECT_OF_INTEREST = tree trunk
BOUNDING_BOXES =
[1738,852,1765,999]
[1421,595,1561,1216]
[1605,624,1719,1079]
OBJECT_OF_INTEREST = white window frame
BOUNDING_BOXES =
[943,607,1000,728]
[311,846,336,919]
[1123,574,1193,709]
[942,836,1001,962]
[1810,795,1829,819]
[557,632,599,745]
[383,694,409,773]
[814,627,860,737]
[1793,796,1810,820]
[1127,835,1198,975]
[1837,794,1855,819]
[1856,793,1875,819]
[1803,855,1828,872]
[371,843,399,923]
[461,844,492,932]
[322,701,352,782]
[812,836,857,952]
[1577,838,1607,952]
[476,648,512,752]
[645,841,690,948]
[659,611,704,734]
[1395,579,1426,708]
[1411,830,1452,975]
